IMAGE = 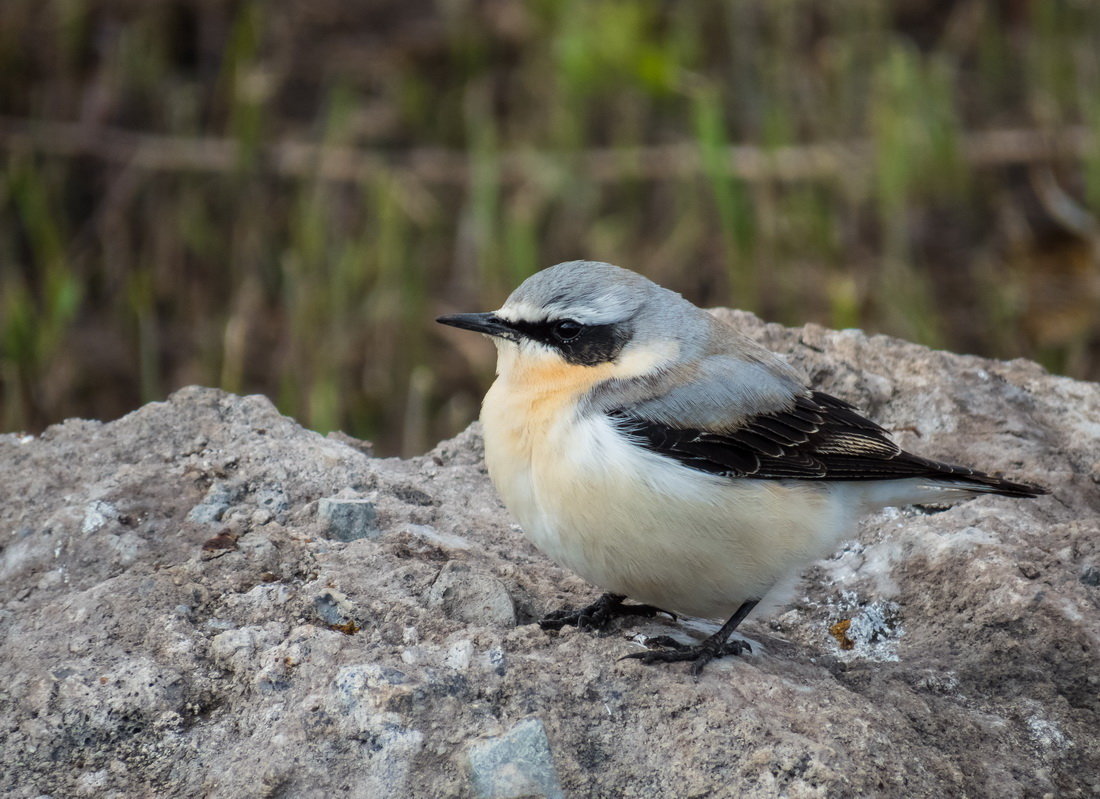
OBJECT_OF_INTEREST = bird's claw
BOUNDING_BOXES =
[620,636,752,678]
[538,593,673,632]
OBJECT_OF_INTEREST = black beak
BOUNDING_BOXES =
[436,312,518,340]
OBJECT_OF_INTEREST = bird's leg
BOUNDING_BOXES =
[620,599,759,678]
[539,592,672,632]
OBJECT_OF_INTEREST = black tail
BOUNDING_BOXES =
[923,461,1049,498]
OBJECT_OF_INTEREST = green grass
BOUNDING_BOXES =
[1,1,1099,454]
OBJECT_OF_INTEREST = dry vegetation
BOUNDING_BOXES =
[2,0,1098,454]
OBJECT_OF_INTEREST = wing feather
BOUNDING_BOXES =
[609,390,1046,497]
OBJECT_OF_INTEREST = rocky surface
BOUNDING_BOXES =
[1,312,1098,798]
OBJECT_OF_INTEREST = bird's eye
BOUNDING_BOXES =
[551,320,583,343]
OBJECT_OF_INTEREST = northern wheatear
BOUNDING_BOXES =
[437,261,1047,676]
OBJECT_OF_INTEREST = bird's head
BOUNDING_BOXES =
[437,261,702,385]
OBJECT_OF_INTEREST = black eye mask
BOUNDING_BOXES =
[507,318,634,366]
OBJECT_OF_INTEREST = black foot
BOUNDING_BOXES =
[620,598,760,678]
[538,593,672,632]
[621,636,752,678]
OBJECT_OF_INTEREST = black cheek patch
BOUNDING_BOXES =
[505,319,632,366]
[559,324,631,366]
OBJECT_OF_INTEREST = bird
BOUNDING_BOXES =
[436,260,1047,676]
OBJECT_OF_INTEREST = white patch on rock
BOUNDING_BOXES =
[1027,714,1072,752]
[81,500,117,534]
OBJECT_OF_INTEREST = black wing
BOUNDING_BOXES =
[609,391,1046,497]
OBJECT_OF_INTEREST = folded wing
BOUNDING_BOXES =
[609,391,1046,497]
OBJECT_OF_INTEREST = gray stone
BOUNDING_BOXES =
[317,496,381,541]
[313,589,361,628]
[252,483,290,516]
[187,483,238,524]
[426,561,517,627]
[467,718,563,799]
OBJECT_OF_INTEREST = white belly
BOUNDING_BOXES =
[481,377,856,619]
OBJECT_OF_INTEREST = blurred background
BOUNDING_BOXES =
[2,0,1099,456]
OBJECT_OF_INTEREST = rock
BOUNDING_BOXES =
[1,318,1098,798]
[425,561,517,627]
[467,718,564,799]
[81,499,118,533]
[187,483,239,524]
[313,588,363,630]
[317,496,381,541]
